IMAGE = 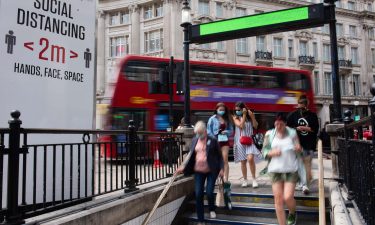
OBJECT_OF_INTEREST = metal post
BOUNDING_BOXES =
[181,0,191,128]
[169,56,174,130]
[343,110,354,201]
[325,0,342,122]
[5,110,24,224]
[368,83,375,218]
[125,120,138,192]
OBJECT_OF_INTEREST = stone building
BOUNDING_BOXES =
[97,0,375,128]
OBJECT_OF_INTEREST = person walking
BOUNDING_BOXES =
[176,121,224,225]
[232,101,260,188]
[262,113,302,225]
[287,95,319,194]
[207,102,233,182]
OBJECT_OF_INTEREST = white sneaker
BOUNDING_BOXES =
[295,185,302,191]
[302,185,310,195]
[241,180,248,187]
[252,180,259,188]
[210,211,216,219]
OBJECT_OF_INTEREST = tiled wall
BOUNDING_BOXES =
[121,196,185,225]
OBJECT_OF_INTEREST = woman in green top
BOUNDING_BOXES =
[262,113,302,225]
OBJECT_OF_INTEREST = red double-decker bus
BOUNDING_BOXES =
[102,55,315,157]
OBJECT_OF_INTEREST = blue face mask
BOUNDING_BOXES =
[217,110,225,116]
[236,110,242,116]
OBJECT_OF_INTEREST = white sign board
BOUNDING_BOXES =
[0,0,96,206]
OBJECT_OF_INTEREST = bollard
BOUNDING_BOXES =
[125,120,139,192]
[343,110,354,201]
[4,110,24,224]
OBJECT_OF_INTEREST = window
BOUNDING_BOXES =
[314,71,320,94]
[217,41,225,51]
[144,29,163,53]
[338,46,345,60]
[155,3,163,17]
[144,5,153,19]
[336,23,343,36]
[347,1,355,10]
[335,1,341,8]
[351,47,359,64]
[288,39,294,58]
[200,43,210,49]
[110,36,128,57]
[323,44,331,61]
[236,38,248,54]
[313,42,318,59]
[110,14,118,25]
[256,36,265,51]
[299,41,308,56]
[121,11,130,24]
[368,3,373,11]
[273,38,283,57]
[236,8,246,16]
[349,25,357,38]
[198,0,210,15]
[373,75,375,83]
[340,74,347,96]
[216,2,223,17]
[322,24,330,34]
[353,74,361,96]
[324,72,332,95]
[369,28,375,39]
[372,48,375,66]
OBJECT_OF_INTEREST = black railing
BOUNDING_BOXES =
[255,50,272,60]
[298,55,315,65]
[0,111,184,224]
[337,109,375,225]
[339,59,352,68]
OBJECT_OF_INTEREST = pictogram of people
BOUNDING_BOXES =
[84,48,91,68]
[5,30,16,54]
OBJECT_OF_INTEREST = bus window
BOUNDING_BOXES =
[112,110,147,131]
[286,73,310,90]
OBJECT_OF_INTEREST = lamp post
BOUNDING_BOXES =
[181,0,191,127]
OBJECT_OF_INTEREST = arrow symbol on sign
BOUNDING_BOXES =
[70,50,78,58]
[24,42,34,51]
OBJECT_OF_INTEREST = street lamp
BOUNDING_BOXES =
[181,0,191,127]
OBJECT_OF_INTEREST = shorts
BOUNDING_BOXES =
[302,149,314,159]
[219,141,230,148]
[269,171,299,184]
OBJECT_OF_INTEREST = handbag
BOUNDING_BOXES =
[252,130,264,150]
[218,134,228,142]
[215,178,225,207]
[239,129,253,145]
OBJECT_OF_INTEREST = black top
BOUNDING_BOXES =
[287,109,319,151]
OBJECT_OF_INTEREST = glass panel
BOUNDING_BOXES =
[216,2,223,17]
[199,0,210,15]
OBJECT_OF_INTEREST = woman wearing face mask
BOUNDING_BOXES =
[176,121,224,225]
[207,102,233,182]
[233,101,260,188]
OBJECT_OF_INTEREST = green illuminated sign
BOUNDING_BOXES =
[190,3,329,44]
[200,7,308,36]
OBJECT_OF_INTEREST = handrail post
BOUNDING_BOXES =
[368,83,375,224]
[343,110,354,201]
[125,120,138,192]
[5,110,24,224]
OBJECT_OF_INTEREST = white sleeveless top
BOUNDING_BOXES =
[268,135,298,173]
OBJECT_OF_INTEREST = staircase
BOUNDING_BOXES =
[179,182,330,225]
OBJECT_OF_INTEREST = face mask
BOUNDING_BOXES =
[236,110,242,116]
[196,133,205,140]
[217,110,225,116]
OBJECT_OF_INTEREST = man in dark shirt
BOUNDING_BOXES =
[287,96,319,194]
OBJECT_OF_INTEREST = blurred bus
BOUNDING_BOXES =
[103,55,315,157]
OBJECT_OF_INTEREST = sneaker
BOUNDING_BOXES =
[302,185,310,195]
[241,180,248,188]
[252,180,259,188]
[295,185,302,191]
[287,213,297,225]
[209,211,216,219]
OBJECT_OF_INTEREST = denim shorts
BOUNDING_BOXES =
[302,149,314,158]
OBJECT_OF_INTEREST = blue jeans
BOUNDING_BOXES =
[194,172,218,222]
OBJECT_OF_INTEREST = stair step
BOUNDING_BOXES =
[185,212,318,225]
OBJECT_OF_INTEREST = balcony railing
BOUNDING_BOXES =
[255,51,272,61]
[339,59,352,68]
[298,55,315,65]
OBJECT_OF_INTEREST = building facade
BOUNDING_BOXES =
[97,0,375,128]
